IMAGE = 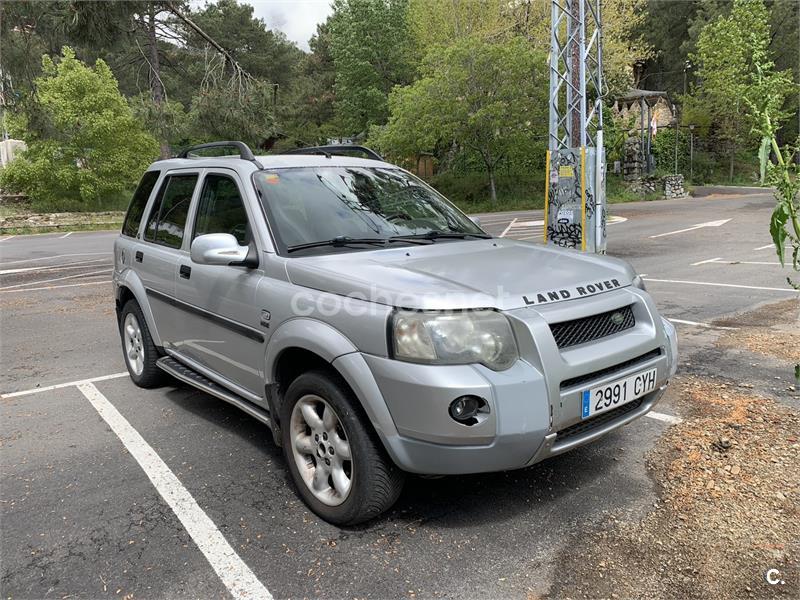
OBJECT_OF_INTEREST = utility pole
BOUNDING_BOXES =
[545,0,606,253]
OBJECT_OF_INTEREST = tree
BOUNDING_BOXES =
[373,36,547,203]
[182,0,301,88]
[328,0,414,135]
[276,21,338,147]
[684,0,778,181]
[0,48,158,208]
[407,0,651,97]
[407,0,508,53]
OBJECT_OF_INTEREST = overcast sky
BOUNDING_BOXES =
[243,1,334,51]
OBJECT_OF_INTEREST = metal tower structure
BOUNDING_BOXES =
[545,0,607,253]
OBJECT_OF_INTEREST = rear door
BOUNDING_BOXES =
[137,171,200,346]
[173,169,266,398]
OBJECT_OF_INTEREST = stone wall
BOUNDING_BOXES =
[624,137,646,180]
[0,211,125,231]
[663,174,687,198]
[629,177,659,195]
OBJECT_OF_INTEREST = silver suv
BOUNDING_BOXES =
[114,141,677,525]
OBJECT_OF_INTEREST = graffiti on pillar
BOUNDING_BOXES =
[547,148,583,249]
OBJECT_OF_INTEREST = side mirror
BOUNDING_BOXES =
[470,216,482,228]
[191,233,249,266]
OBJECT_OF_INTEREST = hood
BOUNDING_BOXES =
[284,238,636,311]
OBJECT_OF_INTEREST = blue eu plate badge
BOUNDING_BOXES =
[582,390,591,418]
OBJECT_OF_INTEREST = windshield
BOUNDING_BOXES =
[254,167,485,253]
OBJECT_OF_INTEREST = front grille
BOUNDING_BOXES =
[555,398,645,443]
[560,348,662,390]
[549,305,635,349]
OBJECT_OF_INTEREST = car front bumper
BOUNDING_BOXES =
[336,288,677,475]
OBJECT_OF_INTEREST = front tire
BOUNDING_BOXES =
[119,299,165,388]
[281,371,405,525]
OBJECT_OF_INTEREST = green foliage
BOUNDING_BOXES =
[189,78,277,148]
[749,62,800,379]
[130,93,191,149]
[605,109,634,164]
[373,36,547,202]
[682,0,794,181]
[0,48,158,209]
[183,0,302,88]
[277,21,338,147]
[429,171,544,212]
[328,0,414,134]
[651,127,690,175]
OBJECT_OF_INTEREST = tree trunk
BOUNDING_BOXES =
[488,168,497,204]
[729,141,735,183]
[146,7,170,159]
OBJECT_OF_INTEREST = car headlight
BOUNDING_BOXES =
[632,274,647,291]
[391,310,519,371]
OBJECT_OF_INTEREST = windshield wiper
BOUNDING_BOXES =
[391,231,492,242]
[286,236,388,253]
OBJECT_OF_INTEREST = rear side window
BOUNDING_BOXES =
[121,171,160,238]
[193,174,251,245]
[144,174,198,249]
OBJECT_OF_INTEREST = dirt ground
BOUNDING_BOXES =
[547,300,799,600]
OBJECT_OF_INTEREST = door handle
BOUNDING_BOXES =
[179,264,192,279]
[135,251,143,263]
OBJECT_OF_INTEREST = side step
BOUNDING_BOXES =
[156,356,272,428]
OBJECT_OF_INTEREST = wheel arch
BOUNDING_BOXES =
[115,270,163,348]
[265,319,400,457]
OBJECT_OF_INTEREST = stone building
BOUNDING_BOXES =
[613,90,675,181]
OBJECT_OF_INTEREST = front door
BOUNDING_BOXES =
[173,170,266,398]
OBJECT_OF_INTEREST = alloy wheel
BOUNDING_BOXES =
[289,394,353,506]
[123,312,145,376]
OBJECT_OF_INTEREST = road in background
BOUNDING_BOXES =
[1,189,797,599]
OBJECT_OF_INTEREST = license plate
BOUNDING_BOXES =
[581,368,657,419]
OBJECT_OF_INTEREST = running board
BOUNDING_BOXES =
[156,356,272,428]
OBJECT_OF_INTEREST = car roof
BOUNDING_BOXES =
[148,154,398,172]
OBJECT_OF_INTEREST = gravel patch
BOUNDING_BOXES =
[547,376,799,599]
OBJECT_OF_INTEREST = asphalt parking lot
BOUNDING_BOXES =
[1,188,798,599]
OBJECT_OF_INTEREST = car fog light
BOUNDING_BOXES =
[449,395,486,423]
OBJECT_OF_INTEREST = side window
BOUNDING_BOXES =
[144,174,197,249]
[121,171,160,238]
[193,174,251,246]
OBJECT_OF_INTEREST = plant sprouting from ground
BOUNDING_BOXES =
[747,68,800,379]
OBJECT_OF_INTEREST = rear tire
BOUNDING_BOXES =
[119,299,165,388]
[281,371,405,525]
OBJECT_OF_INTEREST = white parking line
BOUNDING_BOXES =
[669,318,738,331]
[753,243,791,251]
[0,235,16,242]
[77,382,272,600]
[0,279,110,294]
[645,411,683,425]
[643,278,797,293]
[60,232,73,239]
[0,252,110,267]
[499,218,518,238]
[0,258,110,275]
[720,260,782,266]
[691,257,781,266]
[1,372,129,399]
[690,257,722,266]
[0,268,109,291]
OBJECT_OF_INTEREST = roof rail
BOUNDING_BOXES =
[281,144,384,161]
[178,141,262,167]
